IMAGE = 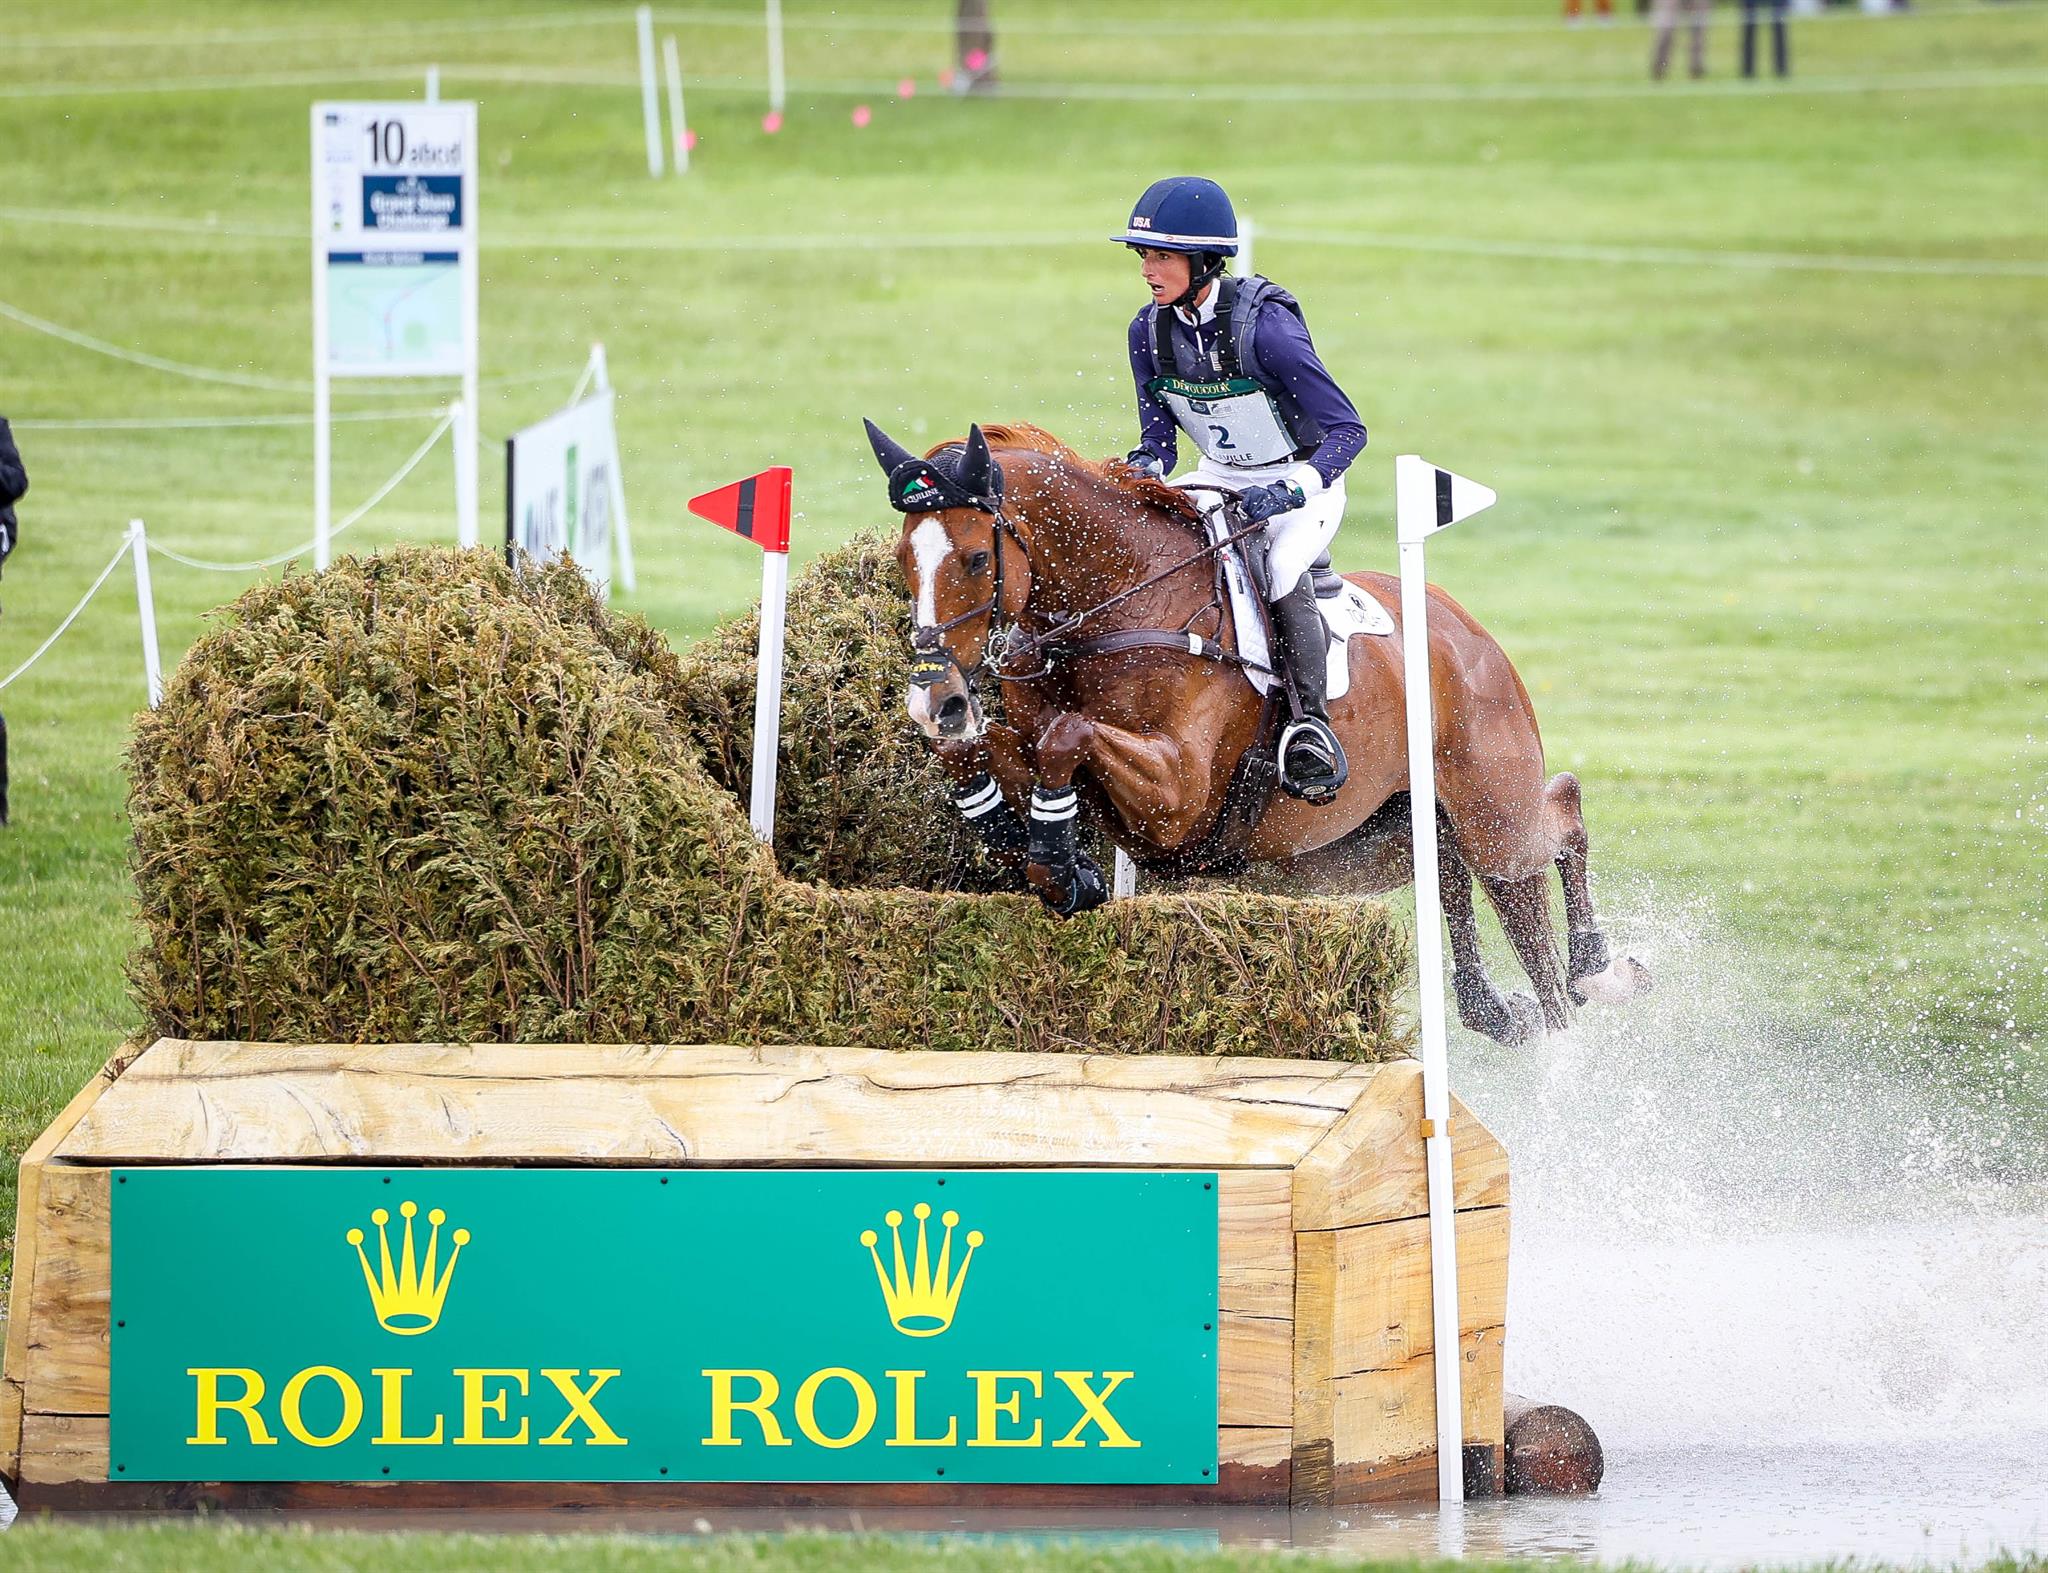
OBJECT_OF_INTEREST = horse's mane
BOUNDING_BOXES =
[926,423,1203,526]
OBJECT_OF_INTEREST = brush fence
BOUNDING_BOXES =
[3,1039,1507,1510]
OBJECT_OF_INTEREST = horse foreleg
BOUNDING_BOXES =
[1442,825,1543,1046]
[1546,771,1652,1006]
[930,736,1030,866]
[1021,711,1108,914]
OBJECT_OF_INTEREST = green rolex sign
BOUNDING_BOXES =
[110,1169,1218,1484]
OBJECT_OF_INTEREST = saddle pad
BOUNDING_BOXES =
[1204,511,1394,702]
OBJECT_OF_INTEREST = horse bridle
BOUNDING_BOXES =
[905,500,1037,694]
[908,482,1274,700]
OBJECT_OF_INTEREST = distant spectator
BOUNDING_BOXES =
[0,414,20,828]
[1651,0,1709,77]
[1741,0,1791,77]
[0,416,23,578]
[1563,0,1615,20]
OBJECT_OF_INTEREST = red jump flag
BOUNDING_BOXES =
[687,465,795,845]
[688,466,792,554]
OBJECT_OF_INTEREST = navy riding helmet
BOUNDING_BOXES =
[1113,176,1239,307]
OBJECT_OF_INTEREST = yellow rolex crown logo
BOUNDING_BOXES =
[861,1202,983,1338]
[346,1200,469,1336]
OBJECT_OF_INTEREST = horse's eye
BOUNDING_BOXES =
[964,550,991,576]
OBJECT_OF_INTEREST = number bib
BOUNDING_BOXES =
[1148,376,1298,469]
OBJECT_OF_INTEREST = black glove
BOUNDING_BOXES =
[1124,450,1165,480]
[1234,480,1306,524]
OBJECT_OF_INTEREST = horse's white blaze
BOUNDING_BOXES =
[909,517,950,629]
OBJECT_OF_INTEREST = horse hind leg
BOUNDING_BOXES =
[1547,771,1651,1006]
[1442,823,1543,1046]
[1480,866,1574,1035]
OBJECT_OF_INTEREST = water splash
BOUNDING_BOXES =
[1452,879,2048,1452]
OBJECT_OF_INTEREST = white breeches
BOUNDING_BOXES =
[1175,456,1345,602]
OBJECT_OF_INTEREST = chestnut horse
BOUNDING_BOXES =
[866,420,1648,1044]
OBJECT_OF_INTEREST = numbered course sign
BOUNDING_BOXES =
[311,100,480,565]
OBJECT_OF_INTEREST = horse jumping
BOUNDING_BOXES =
[866,419,1649,1045]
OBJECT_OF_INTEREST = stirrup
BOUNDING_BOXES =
[1277,717,1347,805]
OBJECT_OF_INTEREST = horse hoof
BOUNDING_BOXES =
[1501,992,1546,1045]
[1573,955,1651,1006]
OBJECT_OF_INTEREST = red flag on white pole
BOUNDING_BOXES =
[689,467,793,843]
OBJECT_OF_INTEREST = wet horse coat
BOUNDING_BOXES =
[875,422,1648,1043]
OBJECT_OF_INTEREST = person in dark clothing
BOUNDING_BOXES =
[0,416,21,826]
[1741,0,1790,78]
[0,417,24,576]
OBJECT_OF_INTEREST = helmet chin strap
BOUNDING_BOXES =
[1170,251,1226,311]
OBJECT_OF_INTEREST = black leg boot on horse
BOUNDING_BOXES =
[1025,785,1109,916]
[1271,576,1347,806]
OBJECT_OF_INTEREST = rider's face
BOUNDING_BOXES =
[1135,246,1191,304]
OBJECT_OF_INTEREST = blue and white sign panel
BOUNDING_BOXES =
[313,102,477,379]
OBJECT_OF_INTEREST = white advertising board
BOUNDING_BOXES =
[311,100,480,564]
[506,390,627,599]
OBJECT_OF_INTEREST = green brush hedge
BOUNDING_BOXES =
[127,547,1409,1060]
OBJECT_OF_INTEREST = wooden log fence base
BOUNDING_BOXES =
[4,1040,1510,1512]
[1502,1394,1605,1495]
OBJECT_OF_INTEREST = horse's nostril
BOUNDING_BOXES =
[936,694,968,726]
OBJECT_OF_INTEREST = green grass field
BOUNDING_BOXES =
[3,0,2046,1284]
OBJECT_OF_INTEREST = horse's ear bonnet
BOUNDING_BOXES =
[863,419,1005,515]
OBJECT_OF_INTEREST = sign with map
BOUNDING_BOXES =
[313,102,476,378]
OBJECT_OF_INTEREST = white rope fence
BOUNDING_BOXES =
[0,404,460,708]
[13,407,447,432]
[0,533,134,697]
[0,293,587,399]
[148,406,457,572]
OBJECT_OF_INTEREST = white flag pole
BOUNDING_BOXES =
[127,519,163,710]
[751,547,790,843]
[588,342,636,593]
[662,35,689,174]
[1394,452,1496,1503]
[1233,215,1255,280]
[424,64,440,102]
[635,5,665,177]
[765,0,787,117]
[1112,848,1137,899]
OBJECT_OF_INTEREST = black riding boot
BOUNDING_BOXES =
[1271,579,1348,804]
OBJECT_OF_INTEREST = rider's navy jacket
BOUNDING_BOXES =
[1128,283,1367,487]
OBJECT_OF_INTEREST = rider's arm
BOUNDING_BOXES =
[1255,308,1366,492]
[1126,314,1178,474]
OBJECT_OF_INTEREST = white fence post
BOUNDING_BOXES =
[425,64,440,102]
[1113,848,1137,899]
[752,548,789,843]
[128,519,164,709]
[449,397,480,549]
[766,0,787,117]
[662,35,689,173]
[636,5,665,177]
[1394,453,1497,1503]
[1233,215,1255,280]
[588,343,636,592]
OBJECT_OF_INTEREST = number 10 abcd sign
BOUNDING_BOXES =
[313,100,477,377]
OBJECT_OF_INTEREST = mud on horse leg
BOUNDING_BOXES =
[1025,711,1108,915]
